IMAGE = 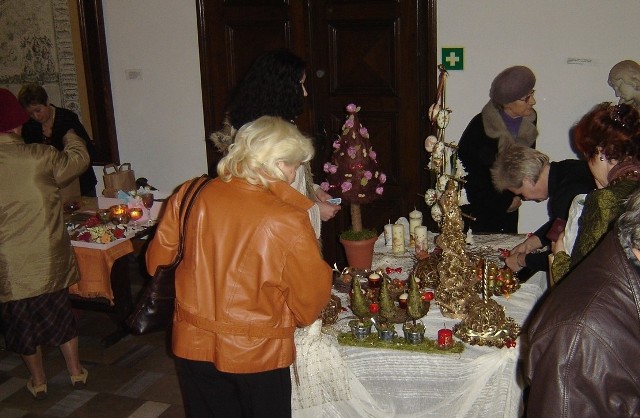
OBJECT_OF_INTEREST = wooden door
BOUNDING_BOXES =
[196,0,437,266]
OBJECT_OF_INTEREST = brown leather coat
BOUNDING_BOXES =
[146,177,332,374]
[525,228,640,417]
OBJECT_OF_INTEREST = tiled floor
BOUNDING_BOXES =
[0,254,186,418]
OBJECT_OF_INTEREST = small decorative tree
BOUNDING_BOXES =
[350,275,372,324]
[378,275,398,325]
[406,276,429,331]
[321,103,386,240]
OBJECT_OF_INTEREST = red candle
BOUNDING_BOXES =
[369,302,380,313]
[438,328,453,348]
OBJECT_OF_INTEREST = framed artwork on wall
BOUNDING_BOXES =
[0,0,119,164]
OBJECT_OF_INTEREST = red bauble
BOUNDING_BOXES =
[421,291,434,301]
[504,338,517,348]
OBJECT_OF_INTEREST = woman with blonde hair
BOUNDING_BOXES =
[490,145,594,275]
[147,116,332,417]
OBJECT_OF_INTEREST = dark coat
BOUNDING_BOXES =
[525,160,596,272]
[526,228,640,417]
[458,101,537,233]
[22,106,98,196]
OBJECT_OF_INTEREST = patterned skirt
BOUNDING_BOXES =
[0,289,78,355]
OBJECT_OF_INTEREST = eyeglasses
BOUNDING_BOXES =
[518,90,535,104]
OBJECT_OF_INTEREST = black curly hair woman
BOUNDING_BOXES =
[226,49,307,129]
[210,48,341,238]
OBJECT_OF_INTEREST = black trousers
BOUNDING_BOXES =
[175,357,292,418]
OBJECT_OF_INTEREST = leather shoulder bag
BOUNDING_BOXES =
[126,174,211,335]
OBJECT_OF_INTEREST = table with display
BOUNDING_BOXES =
[65,200,156,347]
[292,233,548,418]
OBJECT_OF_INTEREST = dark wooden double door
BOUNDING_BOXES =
[197,0,437,266]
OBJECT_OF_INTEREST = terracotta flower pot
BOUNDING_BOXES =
[340,235,377,270]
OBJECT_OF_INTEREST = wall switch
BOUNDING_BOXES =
[125,69,143,80]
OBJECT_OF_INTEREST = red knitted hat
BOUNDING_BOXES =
[0,88,30,132]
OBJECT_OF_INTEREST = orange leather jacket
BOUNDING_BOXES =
[146,177,332,373]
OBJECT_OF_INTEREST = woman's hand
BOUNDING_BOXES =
[505,235,542,271]
[505,253,524,272]
[317,201,341,221]
[511,235,542,255]
[314,187,341,221]
[314,188,332,202]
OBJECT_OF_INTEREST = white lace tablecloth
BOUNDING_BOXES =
[293,232,546,418]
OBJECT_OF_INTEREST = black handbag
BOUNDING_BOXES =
[126,175,212,335]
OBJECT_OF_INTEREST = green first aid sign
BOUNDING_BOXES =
[442,47,463,71]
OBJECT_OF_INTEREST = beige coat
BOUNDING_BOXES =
[0,132,89,302]
[146,177,332,374]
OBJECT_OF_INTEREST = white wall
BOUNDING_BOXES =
[100,0,206,194]
[101,1,640,231]
[438,0,640,232]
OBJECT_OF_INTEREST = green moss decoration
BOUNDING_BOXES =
[337,332,464,354]
[340,228,378,241]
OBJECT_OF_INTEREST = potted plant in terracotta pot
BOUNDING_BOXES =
[321,103,386,269]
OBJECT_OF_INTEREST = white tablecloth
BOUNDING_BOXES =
[293,233,547,418]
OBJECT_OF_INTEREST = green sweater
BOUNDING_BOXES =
[551,179,640,284]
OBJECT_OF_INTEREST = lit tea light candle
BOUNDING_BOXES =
[110,204,130,224]
[384,220,393,247]
[392,224,405,254]
[369,302,380,314]
[438,328,454,348]
[368,272,381,289]
[398,293,409,309]
[110,204,128,216]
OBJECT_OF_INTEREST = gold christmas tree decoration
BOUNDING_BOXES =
[453,259,521,348]
[434,179,478,319]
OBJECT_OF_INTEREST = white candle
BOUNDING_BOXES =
[384,222,393,247]
[368,273,381,288]
[409,209,423,239]
[398,293,409,308]
[415,225,428,252]
[392,223,405,254]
